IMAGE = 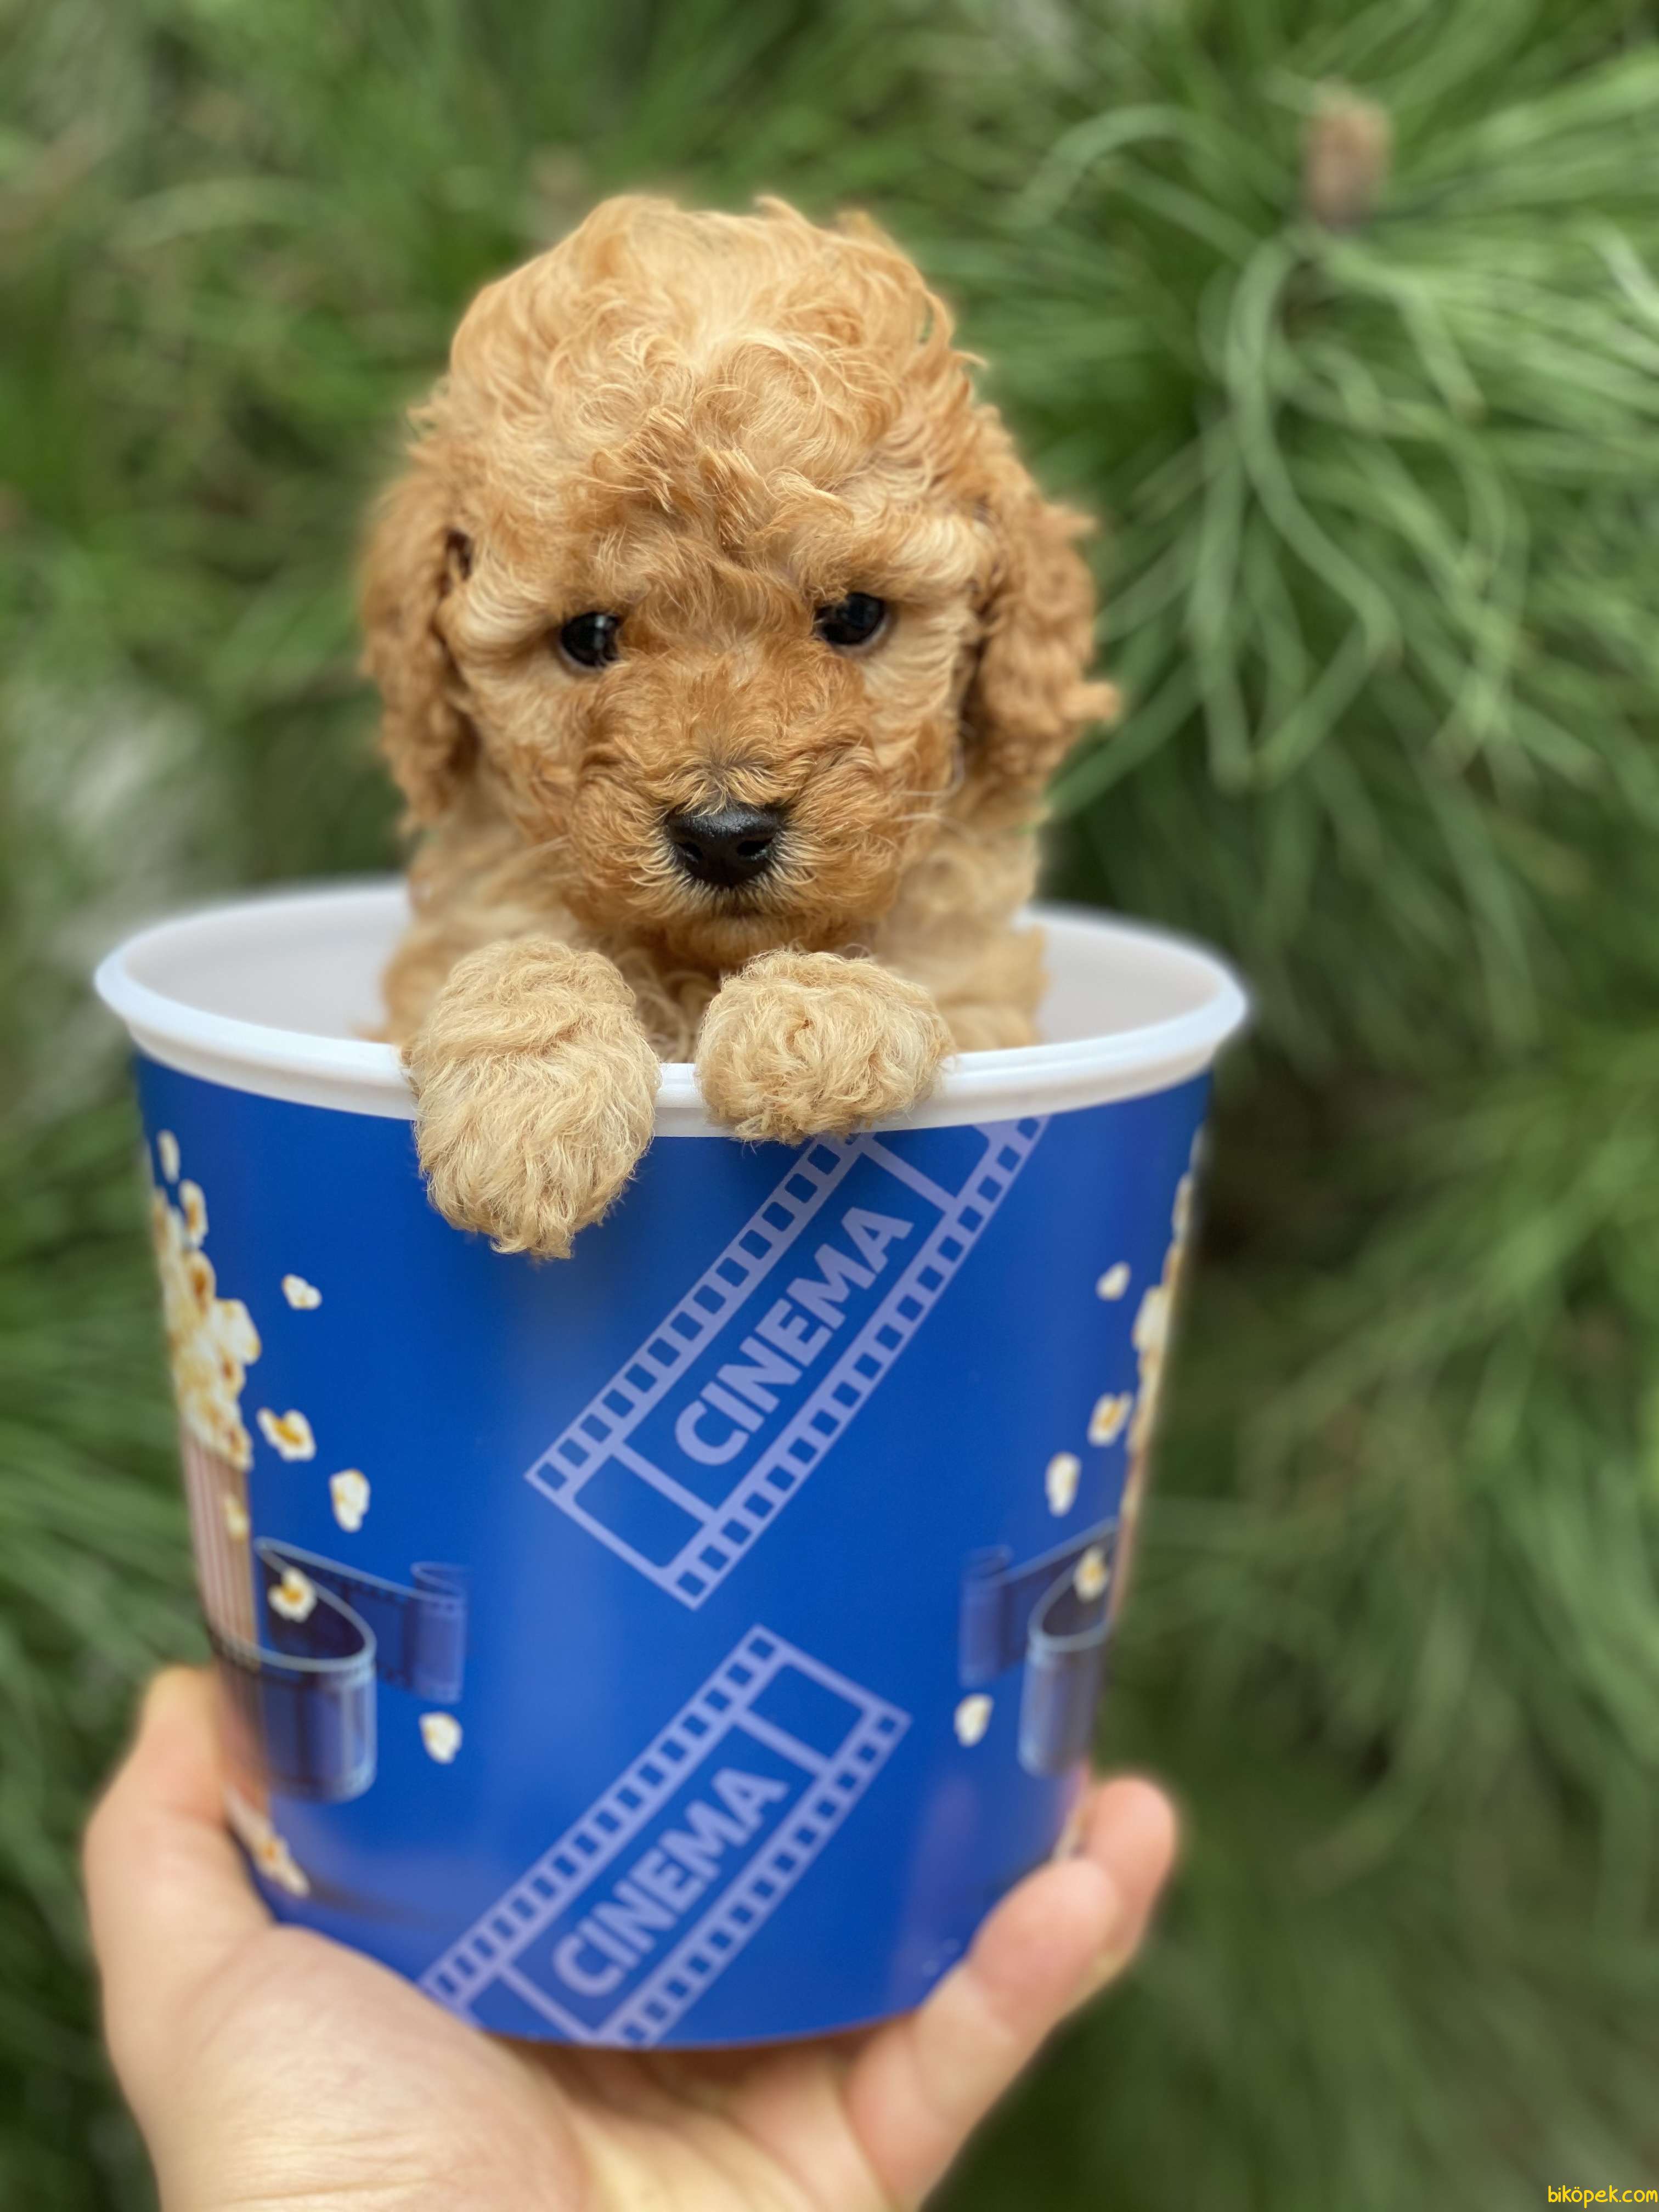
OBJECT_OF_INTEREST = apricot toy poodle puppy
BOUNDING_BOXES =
[363,195,1115,1260]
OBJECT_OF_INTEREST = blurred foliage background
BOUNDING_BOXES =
[4,0,1659,2203]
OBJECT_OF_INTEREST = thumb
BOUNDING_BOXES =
[844,1776,1178,2208]
[83,1668,270,2109]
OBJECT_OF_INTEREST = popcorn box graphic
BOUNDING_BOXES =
[97,882,1245,2046]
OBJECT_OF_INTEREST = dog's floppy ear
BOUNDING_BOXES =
[961,462,1118,813]
[360,459,477,825]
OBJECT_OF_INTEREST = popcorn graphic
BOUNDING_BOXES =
[214,1299,261,1368]
[330,1469,370,1533]
[1126,1143,1199,1465]
[1113,1133,1204,1622]
[225,1788,310,1898]
[1096,1262,1130,1300]
[420,1712,463,1764]
[1132,1280,1172,1366]
[156,1130,180,1183]
[253,1830,311,1897]
[1045,1451,1081,1517]
[257,1408,315,1463]
[268,1566,318,1623]
[1172,1161,1197,1240]
[184,1256,220,1334]
[178,1180,208,1248]
[1073,1545,1109,1604]
[147,1163,259,1473]
[1088,1392,1132,1447]
[221,1490,250,1542]
[953,1694,993,1747]
[282,1274,322,1311]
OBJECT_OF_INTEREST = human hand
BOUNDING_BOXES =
[86,1668,1177,2211]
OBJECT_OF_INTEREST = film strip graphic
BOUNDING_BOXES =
[420,1627,908,2046]
[960,1521,1116,1778]
[526,1119,1047,1605]
[211,1541,467,1804]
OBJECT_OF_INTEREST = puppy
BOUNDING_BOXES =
[363,196,1113,1259]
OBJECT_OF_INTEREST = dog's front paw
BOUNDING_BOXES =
[696,951,951,1144]
[404,940,658,1259]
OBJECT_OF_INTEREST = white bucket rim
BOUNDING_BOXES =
[95,878,1249,1133]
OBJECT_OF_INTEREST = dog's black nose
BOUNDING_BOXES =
[665,804,785,890]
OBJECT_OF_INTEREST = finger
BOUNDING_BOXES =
[84,1668,269,2101]
[845,1776,1177,2208]
[1074,1775,1182,1987]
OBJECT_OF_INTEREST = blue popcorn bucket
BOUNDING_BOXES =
[97,882,1246,2047]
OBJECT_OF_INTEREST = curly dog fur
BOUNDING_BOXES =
[364,195,1114,1257]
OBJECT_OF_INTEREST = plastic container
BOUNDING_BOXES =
[96,881,1246,2047]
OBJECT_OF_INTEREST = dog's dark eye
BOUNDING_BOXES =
[814,592,888,651]
[556,612,622,670]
